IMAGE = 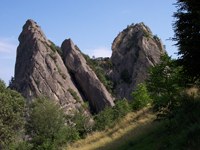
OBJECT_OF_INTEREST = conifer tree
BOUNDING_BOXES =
[173,0,200,80]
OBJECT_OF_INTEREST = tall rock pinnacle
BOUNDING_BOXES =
[110,23,165,100]
[61,39,114,113]
[11,19,84,114]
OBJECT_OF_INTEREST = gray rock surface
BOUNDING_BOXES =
[12,19,84,114]
[110,23,165,100]
[61,39,114,113]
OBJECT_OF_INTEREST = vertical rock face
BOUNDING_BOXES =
[61,39,114,113]
[110,23,165,100]
[12,19,84,114]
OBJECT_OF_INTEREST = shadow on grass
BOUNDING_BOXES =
[95,120,165,150]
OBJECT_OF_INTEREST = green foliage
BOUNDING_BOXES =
[143,30,151,39]
[9,141,33,150]
[113,99,131,119]
[131,83,151,110]
[94,99,130,131]
[49,40,62,56]
[147,54,184,119]
[82,54,114,93]
[173,0,200,80]
[0,79,25,149]
[94,107,114,131]
[70,111,92,138]
[26,98,77,150]
[120,69,131,83]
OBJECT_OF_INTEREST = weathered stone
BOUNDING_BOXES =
[61,39,114,113]
[11,19,84,114]
[110,23,165,100]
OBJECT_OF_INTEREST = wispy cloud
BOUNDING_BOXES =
[89,47,112,58]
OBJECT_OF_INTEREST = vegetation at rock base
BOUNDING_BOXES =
[24,98,94,150]
[1,0,200,149]
[130,83,152,110]
[0,80,25,150]
[67,54,200,150]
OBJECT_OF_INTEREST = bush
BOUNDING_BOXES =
[94,107,115,131]
[113,99,130,119]
[95,99,131,131]
[130,83,151,110]
[70,111,92,138]
[9,141,33,150]
[26,97,77,149]
[0,79,25,149]
[147,54,184,119]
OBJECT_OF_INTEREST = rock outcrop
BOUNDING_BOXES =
[61,39,114,113]
[110,23,165,100]
[11,19,115,114]
[11,19,84,114]
[11,20,165,113]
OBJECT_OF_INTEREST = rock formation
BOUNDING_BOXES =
[11,19,165,113]
[11,19,115,114]
[110,23,165,100]
[11,19,84,114]
[61,39,114,113]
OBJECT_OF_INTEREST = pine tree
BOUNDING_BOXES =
[173,0,200,80]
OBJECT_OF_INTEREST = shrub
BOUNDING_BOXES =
[147,54,184,119]
[130,83,151,110]
[113,99,131,119]
[70,111,92,138]
[0,80,25,149]
[94,107,115,131]
[26,97,76,149]
[95,99,131,131]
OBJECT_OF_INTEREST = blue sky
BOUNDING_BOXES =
[0,0,177,84]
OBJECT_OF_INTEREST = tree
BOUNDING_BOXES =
[130,83,151,110]
[147,54,184,119]
[26,98,76,150]
[0,79,25,149]
[173,0,200,80]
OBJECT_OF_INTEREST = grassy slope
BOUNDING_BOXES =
[66,108,161,150]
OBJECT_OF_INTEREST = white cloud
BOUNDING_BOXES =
[89,47,112,58]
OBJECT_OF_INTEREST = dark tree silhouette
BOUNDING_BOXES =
[173,0,200,80]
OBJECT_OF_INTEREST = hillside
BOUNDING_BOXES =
[67,108,157,150]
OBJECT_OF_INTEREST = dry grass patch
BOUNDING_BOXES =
[66,107,156,150]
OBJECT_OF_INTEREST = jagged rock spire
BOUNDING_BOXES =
[61,39,114,113]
